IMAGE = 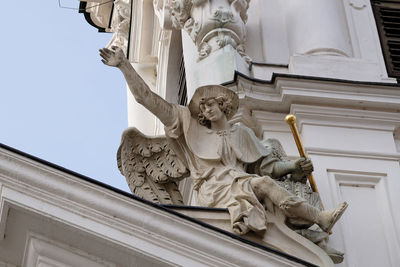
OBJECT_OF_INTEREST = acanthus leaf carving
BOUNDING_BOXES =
[167,0,252,61]
[169,0,193,30]
[212,6,235,25]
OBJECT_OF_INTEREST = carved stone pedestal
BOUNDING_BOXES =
[170,206,335,267]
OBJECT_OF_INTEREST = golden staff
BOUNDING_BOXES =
[285,114,319,193]
[285,114,332,233]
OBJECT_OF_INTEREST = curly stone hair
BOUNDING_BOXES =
[197,95,234,128]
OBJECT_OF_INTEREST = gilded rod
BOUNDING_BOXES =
[285,114,319,193]
[285,115,331,233]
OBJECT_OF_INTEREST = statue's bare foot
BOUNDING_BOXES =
[319,202,348,233]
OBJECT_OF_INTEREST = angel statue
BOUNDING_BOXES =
[100,46,348,260]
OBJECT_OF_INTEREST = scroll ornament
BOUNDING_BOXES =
[168,0,252,62]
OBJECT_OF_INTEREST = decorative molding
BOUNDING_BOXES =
[326,170,400,267]
[22,233,116,267]
[290,104,400,132]
[167,0,251,61]
[306,147,400,161]
[224,73,400,114]
[349,0,367,10]
[252,111,291,134]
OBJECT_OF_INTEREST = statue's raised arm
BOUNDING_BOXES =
[99,47,176,126]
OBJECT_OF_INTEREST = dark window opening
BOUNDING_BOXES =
[178,55,188,105]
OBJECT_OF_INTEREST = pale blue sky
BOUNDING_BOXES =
[0,1,130,191]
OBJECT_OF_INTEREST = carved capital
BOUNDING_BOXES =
[168,0,251,61]
[168,0,193,29]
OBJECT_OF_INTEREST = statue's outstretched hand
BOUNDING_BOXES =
[291,157,313,182]
[99,46,126,67]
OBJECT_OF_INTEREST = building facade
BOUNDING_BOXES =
[79,0,400,266]
[0,1,399,266]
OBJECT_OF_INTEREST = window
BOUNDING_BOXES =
[371,0,400,80]
[178,55,188,106]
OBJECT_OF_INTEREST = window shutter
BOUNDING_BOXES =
[371,0,400,80]
[178,55,188,106]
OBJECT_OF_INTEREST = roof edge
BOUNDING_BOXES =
[222,71,400,88]
[0,142,316,266]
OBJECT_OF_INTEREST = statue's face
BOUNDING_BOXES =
[200,98,224,122]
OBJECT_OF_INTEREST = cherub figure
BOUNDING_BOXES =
[100,47,347,237]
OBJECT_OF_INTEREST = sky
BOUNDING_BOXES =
[0,1,130,191]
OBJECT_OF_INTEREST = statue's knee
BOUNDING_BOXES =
[250,176,274,196]
[259,175,275,187]
[250,177,265,193]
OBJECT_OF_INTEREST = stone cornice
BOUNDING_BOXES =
[291,104,400,132]
[306,147,400,161]
[79,1,114,32]
[224,71,400,113]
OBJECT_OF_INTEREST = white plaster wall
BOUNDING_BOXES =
[252,105,400,267]
[124,3,400,264]
[250,0,396,82]
[246,0,290,64]
[283,0,353,57]
[318,159,400,267]
[342,0,392,80]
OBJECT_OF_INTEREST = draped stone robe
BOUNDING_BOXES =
[164,105,287,234]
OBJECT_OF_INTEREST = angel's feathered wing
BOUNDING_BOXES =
[117,128,189,204]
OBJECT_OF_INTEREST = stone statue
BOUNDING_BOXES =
[100,46,348,262]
